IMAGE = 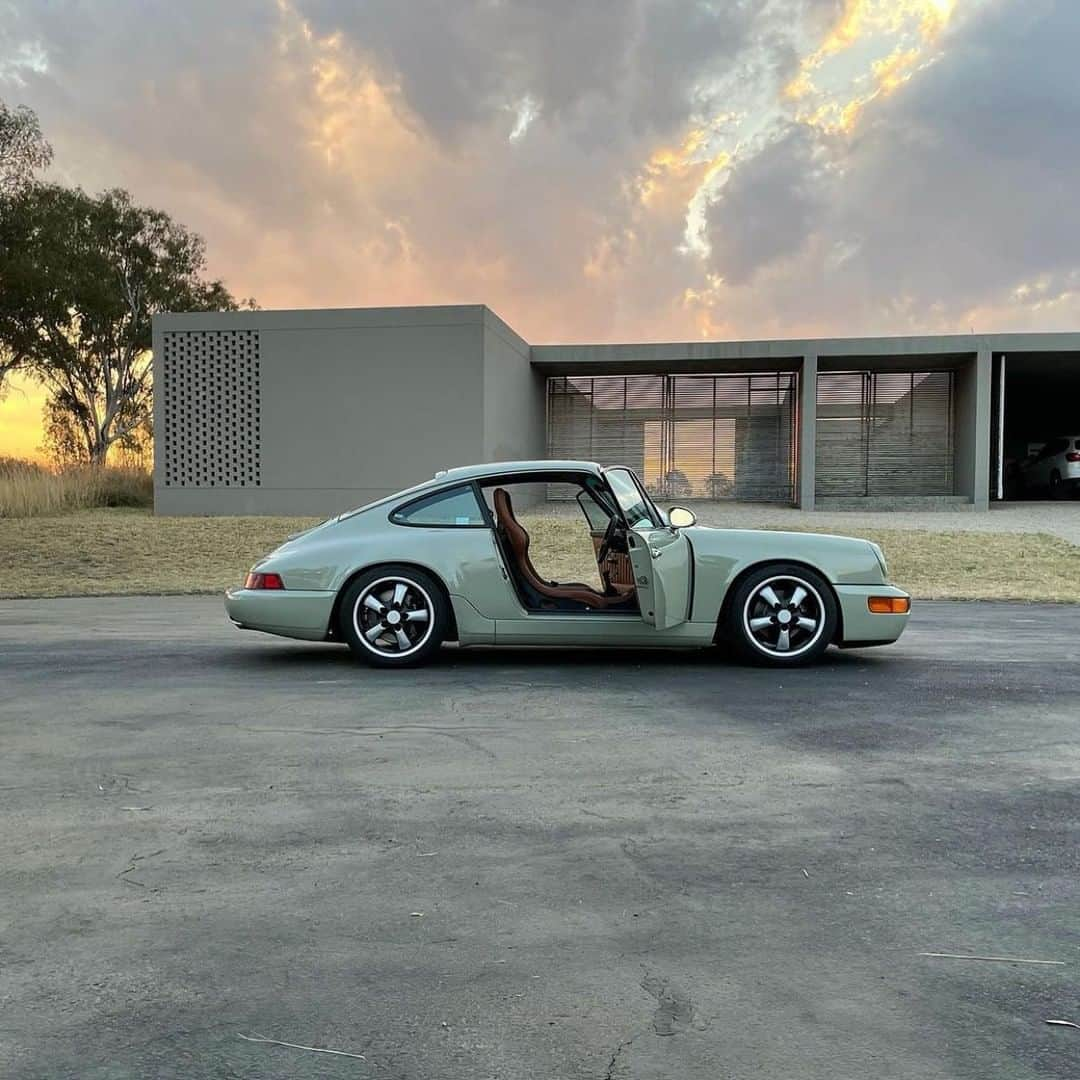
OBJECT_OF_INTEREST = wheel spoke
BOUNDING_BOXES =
[405,608,430,623]
[790,585,807,609]
[365,624,386,644]
[394,628,411,651]
[759,585,782,609]
[363,594,385,614]
[796,616,817,632]
[392,583,408,608]
[776,628,791,652]
[749,616,773,632]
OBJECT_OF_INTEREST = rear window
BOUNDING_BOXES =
[391,484,486,527]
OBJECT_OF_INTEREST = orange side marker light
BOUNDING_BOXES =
[868,596,910,614]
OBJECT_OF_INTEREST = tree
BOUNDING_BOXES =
[0,184,254,465]
[703,471,733,498]
[0,100,52,196]
[0,101,53,394]
[653,468,692,498]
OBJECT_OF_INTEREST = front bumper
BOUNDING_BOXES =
[224,587,335,642]
[834,584,911,647]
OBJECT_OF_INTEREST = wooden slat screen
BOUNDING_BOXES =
[546,373,798,502]
[815,370,955,497]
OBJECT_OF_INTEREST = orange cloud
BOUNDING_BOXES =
[785,0,957,133]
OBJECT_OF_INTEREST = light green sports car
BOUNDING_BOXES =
[225,460,910,667]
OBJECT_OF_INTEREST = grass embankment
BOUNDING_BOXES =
[2,508,1079,602]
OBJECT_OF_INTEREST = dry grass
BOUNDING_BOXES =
[1,509,1078,602]
[0,509,317,598]
[777,526,1080,603]
[520,513,606,590]
[0,457,153,518]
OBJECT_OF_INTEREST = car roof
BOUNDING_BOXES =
[431,460,606,482]
[337,460,614,522]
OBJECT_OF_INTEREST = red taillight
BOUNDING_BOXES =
[1065,452,1080,463]
[245,571,285,590]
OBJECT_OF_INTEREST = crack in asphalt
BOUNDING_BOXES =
[603,1033,638,1080]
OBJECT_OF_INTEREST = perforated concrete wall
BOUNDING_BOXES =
[161,330,261,489]
[153,307,540,515]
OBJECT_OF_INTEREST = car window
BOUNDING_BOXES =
[604,468,661,529]
[392,484,486,527]
[576,488,613,532]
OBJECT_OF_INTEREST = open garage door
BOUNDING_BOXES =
[816,371,956,498]
[997,352,1080,500]
[546,373,798,502]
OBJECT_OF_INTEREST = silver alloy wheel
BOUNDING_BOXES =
[352,576,435,658]
[741,574,826,659]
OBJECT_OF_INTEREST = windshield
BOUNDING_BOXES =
[604,468,661,529]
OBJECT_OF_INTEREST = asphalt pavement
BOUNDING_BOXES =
[1,597,1078,1079]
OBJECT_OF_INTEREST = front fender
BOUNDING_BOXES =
[685,526,887,623]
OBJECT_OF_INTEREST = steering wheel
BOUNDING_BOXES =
[597,514,622,566]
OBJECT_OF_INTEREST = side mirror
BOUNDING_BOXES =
[668,506,696,529]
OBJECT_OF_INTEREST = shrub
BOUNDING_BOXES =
[0,458,153,517]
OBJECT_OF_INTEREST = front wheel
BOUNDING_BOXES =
[724,564,838,666]
[338,566,449,667]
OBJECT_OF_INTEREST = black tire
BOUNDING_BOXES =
[338,565,449,668]
[724,563,838,667]
[1049,470,1065,501]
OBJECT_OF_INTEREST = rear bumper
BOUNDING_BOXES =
[834,584,910,646]
[224,587,335,642]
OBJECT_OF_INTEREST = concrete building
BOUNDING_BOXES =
[152,304,1079,516]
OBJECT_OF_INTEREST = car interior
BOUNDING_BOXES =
[481,476,640,614]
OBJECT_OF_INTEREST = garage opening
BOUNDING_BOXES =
[546,373,798,502]
[816,370,956,498]
[995,352,1080,500]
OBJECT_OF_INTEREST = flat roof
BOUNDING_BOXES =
[154,303,1080,367]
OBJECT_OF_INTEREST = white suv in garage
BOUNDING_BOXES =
[1020,436,1080,498]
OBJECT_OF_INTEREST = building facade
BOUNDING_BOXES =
[153,305,1079,516]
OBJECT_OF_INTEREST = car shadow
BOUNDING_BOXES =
[227,640,882,672]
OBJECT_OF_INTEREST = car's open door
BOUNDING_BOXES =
[626,525,691,628]
[600,467,693,629]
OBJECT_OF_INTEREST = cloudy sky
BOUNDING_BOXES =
[2,0,1078,456]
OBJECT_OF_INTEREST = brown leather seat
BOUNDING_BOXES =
[492,488,635,610]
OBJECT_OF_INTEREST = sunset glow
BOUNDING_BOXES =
[2,0,1076,460]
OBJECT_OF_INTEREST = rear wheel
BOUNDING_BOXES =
[1050,470,1066,500]
[725,563,837,666]
[338,566,448,667]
